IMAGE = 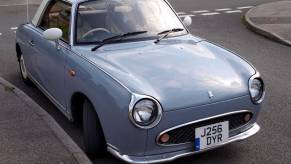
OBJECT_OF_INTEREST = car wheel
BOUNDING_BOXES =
[83,99,106,157]
[19,54,32,85]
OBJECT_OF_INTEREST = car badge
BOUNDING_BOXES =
[208,91,214,99]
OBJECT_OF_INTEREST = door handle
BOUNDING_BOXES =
[28,40,35,47]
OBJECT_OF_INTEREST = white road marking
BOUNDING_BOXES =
[177,12,186,15]
[0,33,2,36]
[237,6,253,10]
[215,8,232,11]
[192,10,209,14]
[200,12,220,16]
[225,10,242,13]
[177,5,254,17]
[10,27,18,30]
[179,14,195,18]
[0,4,27,7]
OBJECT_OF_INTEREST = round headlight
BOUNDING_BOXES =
[133,100,157,126]
[129,95,163,129]
[249,77,265,104]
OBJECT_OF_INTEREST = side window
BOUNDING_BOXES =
[40,0,72,42]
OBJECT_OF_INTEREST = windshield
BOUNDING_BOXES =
[75,0,187,44]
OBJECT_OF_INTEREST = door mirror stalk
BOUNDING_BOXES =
[43,28,63,49]
[55,40,61,50]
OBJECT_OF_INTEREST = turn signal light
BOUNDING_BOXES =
[160,133,170,143]
[244,113,252,122]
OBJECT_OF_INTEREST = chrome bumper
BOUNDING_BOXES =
[107,123,260,164]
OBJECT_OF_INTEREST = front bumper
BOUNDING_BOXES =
[107,123,260,164]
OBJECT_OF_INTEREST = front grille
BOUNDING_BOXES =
[158,112,252,145]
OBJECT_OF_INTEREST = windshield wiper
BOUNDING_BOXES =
[91,31,147,51]
[155,28,184,43]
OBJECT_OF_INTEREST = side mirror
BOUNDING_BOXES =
[183,16,192,27]
[43,28,63,41]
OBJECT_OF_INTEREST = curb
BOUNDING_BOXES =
[243,4,291,47]
[0,77,92,164]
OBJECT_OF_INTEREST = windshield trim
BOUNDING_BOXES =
[73,0,189,46]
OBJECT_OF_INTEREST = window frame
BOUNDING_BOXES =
[37,0,73,44]
[73,0,189,45]
[74,0,109,45]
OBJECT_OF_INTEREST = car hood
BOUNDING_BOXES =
[73,35,256,111]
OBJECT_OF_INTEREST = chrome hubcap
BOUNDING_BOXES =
[20,55,28,79]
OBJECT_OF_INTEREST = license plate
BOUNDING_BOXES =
[195,121,229,151]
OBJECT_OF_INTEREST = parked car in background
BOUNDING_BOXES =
[16,0,265,163]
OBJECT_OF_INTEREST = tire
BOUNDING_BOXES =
[18,54,32,85]
[83,99,106,157]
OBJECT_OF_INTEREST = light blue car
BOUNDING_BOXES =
[16,0,265,163]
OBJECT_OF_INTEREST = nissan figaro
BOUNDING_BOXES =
[16,0,265,163]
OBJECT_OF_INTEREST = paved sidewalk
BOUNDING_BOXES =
[0,77,91,164]
[244,1,291,46]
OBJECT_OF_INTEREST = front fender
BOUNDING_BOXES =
[65,50,148,156]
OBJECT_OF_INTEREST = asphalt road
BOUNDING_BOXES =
[0,0,290,164]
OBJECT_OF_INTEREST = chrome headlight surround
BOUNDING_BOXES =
[129,94,163,129]
[248,72,265,104]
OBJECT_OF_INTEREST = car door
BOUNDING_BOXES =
[33,0,72,109]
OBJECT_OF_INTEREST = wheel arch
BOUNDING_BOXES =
[70,91,108,153]
[16,43,21,61]
[70,91,89,123]
[70,91,105,127]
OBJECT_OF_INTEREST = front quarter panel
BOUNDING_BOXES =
[65,49,148,156]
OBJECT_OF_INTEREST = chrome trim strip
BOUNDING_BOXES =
[128,93,163,129]
[107,123,260,164]
[164,0,190,34]
[248,72,266,104]
[156,110,250,146]
[107,143,119,152]
[27,72,73,121]
[32,0,49,26]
